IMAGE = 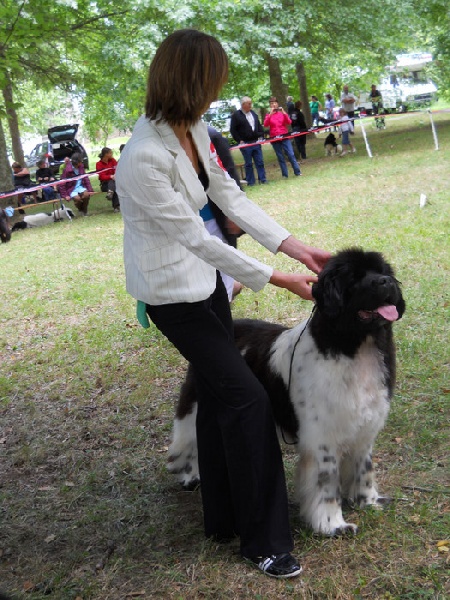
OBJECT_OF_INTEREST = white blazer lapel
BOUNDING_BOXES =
[155,119,208,211]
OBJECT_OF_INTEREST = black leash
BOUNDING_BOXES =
[281,304,317,445]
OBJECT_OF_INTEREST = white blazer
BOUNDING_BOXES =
[116,115,291,305]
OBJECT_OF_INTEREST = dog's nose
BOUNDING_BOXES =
[372,275,394,290]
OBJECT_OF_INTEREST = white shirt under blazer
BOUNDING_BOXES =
[116,115,291,305]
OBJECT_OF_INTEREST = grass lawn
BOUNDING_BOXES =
[1,109,449,599]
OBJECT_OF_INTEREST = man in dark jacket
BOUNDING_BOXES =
[230,96,267,186]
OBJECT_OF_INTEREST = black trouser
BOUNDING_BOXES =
[293,131,307,159]
[146,274,293,557]
[100,180,120,208]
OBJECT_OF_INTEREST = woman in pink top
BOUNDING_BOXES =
[264,97,301,178]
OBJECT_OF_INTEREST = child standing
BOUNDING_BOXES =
[338,108,356,156]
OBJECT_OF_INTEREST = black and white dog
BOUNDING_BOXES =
[324,132,342,156]
[11,205,74,231]
[168,248,405,536]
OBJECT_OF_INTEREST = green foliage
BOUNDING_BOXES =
[0,0,449,184]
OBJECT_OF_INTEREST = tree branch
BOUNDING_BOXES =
[0,0,27,54]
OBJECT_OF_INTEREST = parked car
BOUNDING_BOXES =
[203,99,240,141]
[26,124,89,175]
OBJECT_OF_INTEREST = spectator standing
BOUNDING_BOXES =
[96,147,120,212]
[309,95,322,127]
[289,101,308,160]
[340,84,357,120]
[264,96,301,178]
[338,107,356,156]
[205,125,244,300]
[286,95,295,115]
[59,152,94,216]
[368,84,383,114]
[230,96,267,186]
[324,93,335,122]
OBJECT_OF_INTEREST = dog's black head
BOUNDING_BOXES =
[324,133,337,146]
[312,248,405,334]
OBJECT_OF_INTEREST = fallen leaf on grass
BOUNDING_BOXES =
[437,540,449,553]
[23,581,35,592]
[125,592,146,597]
[45,534,56,543]
[408,515,421,524]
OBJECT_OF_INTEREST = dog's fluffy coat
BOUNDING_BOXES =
[11,205,74,231]
[168,249,405,536]
[324,132,342,156]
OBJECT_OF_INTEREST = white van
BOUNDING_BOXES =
[358,53,438,113]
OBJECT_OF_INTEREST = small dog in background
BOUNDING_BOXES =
[324,133,342,156]
[11,205,75,231]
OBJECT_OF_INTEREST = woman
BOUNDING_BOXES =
[309,95,322,127]
[263,96,301,178]
[96,147,120,212]
[59,153,94,216]
[116,29,330,579]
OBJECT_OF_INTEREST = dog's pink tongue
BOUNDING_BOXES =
[376,305,399,321]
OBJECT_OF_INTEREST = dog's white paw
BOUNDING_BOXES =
[167,413,199,488]
[313,513,358,537]
[167,441,199,488]
[308,501,358,537]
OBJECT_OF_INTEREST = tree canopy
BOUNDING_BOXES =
[0,0,448,204]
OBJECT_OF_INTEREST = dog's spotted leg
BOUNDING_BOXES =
[296,443,358,536]
[167,405,200,489]
[341,448,384,509]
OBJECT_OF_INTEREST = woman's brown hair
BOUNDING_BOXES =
[145,29,228,126]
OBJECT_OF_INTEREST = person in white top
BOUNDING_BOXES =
[338,107,356,156]
[116,29,331,579]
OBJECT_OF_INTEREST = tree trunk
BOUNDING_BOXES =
[0,118,16,209]
[265,53,288,109]
[2,76,25,165]
[295,61,312,127]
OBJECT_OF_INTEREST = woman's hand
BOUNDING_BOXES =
[269,270,317,301]
[278,236,331,274]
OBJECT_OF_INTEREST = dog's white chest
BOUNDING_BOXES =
[271,329,390,445]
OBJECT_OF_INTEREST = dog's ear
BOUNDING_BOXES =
[312,271,344,318]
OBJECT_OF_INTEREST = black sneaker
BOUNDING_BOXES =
[244,553,302,578]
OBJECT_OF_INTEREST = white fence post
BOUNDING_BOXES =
[427,109,439,151]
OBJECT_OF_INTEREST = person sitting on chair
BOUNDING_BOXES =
[59,153,94,216]
[96,147,120,212]
[36,159,57,201]
[12,162,37,205]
